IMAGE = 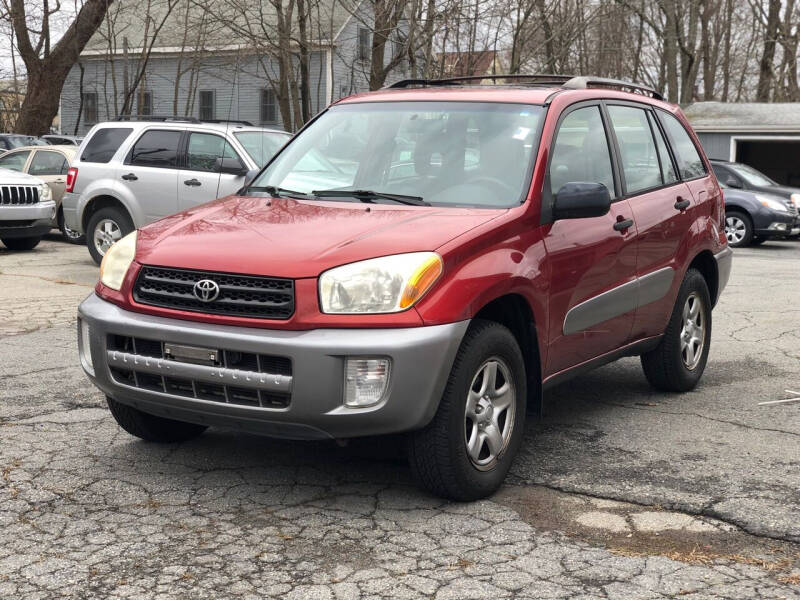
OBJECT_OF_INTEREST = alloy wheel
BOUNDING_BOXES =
[725,215,746,245]
[680,291,705,370]
[464,357,516,471]
[93,219,122,256]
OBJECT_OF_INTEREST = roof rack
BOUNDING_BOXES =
[114,115,254,126]
[385,73,664,101]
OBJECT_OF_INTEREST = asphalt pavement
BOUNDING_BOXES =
[1,235,798,599]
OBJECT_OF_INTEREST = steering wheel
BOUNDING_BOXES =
[468,176,518,199]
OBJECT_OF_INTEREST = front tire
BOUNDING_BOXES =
[107,397,207,442]
[407,320,527,501]
[87,206,133,265]
[725,210,753,247]
[1,236,41,251]
[641,268,712,392]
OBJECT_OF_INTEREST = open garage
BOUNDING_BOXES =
[685,102,800,186]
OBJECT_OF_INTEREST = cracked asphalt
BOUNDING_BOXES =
[1,236,799,598]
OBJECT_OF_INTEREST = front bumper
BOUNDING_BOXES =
[0,201,56,238]
[78,293,468,440]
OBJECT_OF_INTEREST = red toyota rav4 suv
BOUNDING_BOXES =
[77,75,731,500]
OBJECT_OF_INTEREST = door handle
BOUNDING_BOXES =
[674,197,690,211]
[121,173,138,181]
[613,218,634,231]
[53,179,65,184]
[183,179,202,187]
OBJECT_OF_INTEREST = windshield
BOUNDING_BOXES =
[729,163,776,187]
[234,131,290,167]
[5,136,29,149]
[252,102,545,208]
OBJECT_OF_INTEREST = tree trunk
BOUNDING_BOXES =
[756,0,781,101]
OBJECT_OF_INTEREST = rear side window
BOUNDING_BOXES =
[81,128,133,163]
[549,106,615,198]
[607,105,661,194]
[29,151,69,176]
[648,112,678,184]
[129,130,182,168]
[658,111,706,179]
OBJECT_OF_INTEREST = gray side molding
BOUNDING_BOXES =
[563,267,675,336]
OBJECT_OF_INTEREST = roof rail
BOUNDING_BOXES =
[114,115,254,126]
[386,74,576,89]
[562,76,663,101]
[385,73,664,101]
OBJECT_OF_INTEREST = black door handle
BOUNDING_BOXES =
[121,173,138,181]
[184,179,201,187]
[613,218,634,231]
[674,197,690,210]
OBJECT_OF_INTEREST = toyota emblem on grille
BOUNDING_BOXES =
[193,279,220,302]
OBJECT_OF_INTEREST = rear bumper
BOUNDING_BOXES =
[0,201,56,238]
[714,247,733,301]
[77,293,468,440]
[61,192,81,233]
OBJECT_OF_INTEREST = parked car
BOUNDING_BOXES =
[0,145,82,242]
[720,182,799,247]
[77,75,731,500]
[0,167,56,250]
[0,134,41,151]
[42,135,84,146]
[61,118,290,264]
[711,159,800,209]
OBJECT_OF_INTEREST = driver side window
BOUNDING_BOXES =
[550,106,615,198]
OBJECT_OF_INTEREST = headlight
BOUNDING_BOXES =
[790,193,800,208]
[319,252,443,314]
[99,231,137,290]
[38,183,52,202]
[755,194,788,212]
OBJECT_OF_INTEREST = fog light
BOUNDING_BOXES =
[78,318,95,376]
[769,222,788,231]
[344,358,390,408]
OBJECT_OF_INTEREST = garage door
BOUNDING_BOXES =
[735,139,800,186]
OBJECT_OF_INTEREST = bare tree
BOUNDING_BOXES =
[4,0,114,135]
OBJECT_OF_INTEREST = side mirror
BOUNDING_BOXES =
[244,168,259,185]
[215,157,248,176]
[553,182,611,220]
[725,176,742,189]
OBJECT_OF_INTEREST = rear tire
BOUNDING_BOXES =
[87,206,133,265]
[107,397,207,442]
[641,269,712,392]
[725,210,753,248]
[1,236,41,251]
[407,320,527,501]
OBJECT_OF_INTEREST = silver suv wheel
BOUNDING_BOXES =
[93,218,122,256]
[464,357,516,471]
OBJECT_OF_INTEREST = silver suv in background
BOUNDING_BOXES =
[61,117,290,264]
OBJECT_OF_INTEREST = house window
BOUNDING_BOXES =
[260,89,277,124]
[199,90,215,120]
[137,91,152,116]
[358,27,371,62]
[83,92,98,125]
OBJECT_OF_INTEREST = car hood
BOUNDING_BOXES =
[136,195,506,278]
[751,184,800,198]
[0,167,44,186]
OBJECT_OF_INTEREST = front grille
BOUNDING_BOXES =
[0,185,39,205]
[107,334,292,408]
[133,266,294,320]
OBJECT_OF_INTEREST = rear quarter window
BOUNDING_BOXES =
[81,127,133,163]
[657,111,706,179]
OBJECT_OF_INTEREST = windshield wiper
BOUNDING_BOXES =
[247,185,316,200]
[312,189,429,206]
